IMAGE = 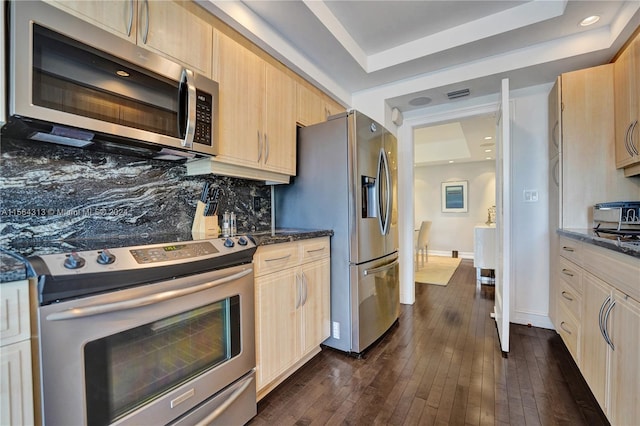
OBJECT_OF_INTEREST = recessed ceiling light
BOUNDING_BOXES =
[484,149,492,153]
[580,15,600,26]
[409,96,432,106]
[486,157,492,160]
[480,142,495,147]
[448,160,454,163]
[116,70,130,77]
[484,136,492,140]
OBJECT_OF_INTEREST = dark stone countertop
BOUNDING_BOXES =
[558,228,640,259]
[0,228,333,284]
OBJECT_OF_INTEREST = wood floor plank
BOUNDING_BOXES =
[248,259,608,426]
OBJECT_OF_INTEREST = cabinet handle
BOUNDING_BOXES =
[306,247,326,254]
[264,253,291,262]
[126,0,134,36]
[141,0,150,44]
[560,321,572,335]
[603,300,616,350]
[552,158,559,188]
[561,269,574,277]
[295,273,302,309]
[631,120,639,156]
[598,296,611,344]
[257,131,263,163]
[264,134,270,163]
[625,122,634,156]
[302,272,308,306]
[561,291,574,301]
[552,121,559,149]
[562,246,575,252]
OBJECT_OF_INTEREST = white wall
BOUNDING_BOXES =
[508,84,553,329]
[415,161,495,257]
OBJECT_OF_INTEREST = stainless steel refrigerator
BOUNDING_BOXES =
[275,110,399,355]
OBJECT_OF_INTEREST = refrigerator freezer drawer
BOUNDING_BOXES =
[350,253,400,353]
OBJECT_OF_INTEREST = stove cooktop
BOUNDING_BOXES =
[29,235,257,305]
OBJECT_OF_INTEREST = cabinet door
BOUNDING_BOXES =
[44,0,136,42]
[580,273,611,411]
[299,258,331,356]
[140,0,212,77]
[560,65,616,228]
[215,30,263,168]
[296,83,326,127]
[324,96,345,118]
[608,292,640,425]
[263,62,296,175]
[614,33,639,170]
[255,269,298,390]
[0,340,34,426]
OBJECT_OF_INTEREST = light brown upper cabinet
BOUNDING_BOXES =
[43,0,213,77]
[214,30,296,177]
[614,31,640,176]
[296,82,346,127]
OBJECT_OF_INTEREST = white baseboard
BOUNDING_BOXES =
[511,310,554,330]
[429,250,474,260]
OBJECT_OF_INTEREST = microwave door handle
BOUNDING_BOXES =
[179,69,197,149]
[45,268,253,321]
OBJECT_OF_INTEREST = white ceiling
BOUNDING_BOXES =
[196,0,639,164]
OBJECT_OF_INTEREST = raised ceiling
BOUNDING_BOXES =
[198,0,640,112]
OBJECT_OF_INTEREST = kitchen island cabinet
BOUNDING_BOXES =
[614,30,640,176]
[0,280,35,426]
[43,0,213,77]
[551,234,640,424]
[254,237,330,400]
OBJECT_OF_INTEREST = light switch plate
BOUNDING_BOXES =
[523,190,538,202]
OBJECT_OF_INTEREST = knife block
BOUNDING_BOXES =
[191,201,219,238]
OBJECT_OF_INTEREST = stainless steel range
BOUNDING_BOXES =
[29,236,257,426]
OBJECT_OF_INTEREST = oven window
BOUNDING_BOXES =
[84,296,240,425]
[32,24,179,137]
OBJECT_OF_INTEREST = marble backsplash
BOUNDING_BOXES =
[0,138,272,253]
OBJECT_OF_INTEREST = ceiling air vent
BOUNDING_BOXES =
[447,88,470,100]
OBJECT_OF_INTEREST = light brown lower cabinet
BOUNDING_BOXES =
[0,280,35,425]
[254,237,330,400]
[553,236,640,424]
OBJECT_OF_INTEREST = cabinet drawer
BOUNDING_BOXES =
[254,242,299,277]
[0,280,31,346]
[582,243,640,302]
[558,236,583,265]
[558,257,582,294]
[558,277,581,321]
[556,302,580,363]
[299,237,330,263]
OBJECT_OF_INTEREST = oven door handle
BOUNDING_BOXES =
[46,268,253,321]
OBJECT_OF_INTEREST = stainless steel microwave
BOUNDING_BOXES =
[3,1,219,160]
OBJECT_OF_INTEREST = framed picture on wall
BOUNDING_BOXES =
[441,180,468,212]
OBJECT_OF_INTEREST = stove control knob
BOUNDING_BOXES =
[224,238,235,248]
[238,237,248,246]
[64,252,86,269]
[97,249,116,265]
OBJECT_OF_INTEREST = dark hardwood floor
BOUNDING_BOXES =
[248,259,608,425]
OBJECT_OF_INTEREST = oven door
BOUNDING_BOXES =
[37,263,255,426]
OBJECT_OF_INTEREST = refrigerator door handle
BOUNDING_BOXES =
[363,258,399,276]
[377,148,392,235]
